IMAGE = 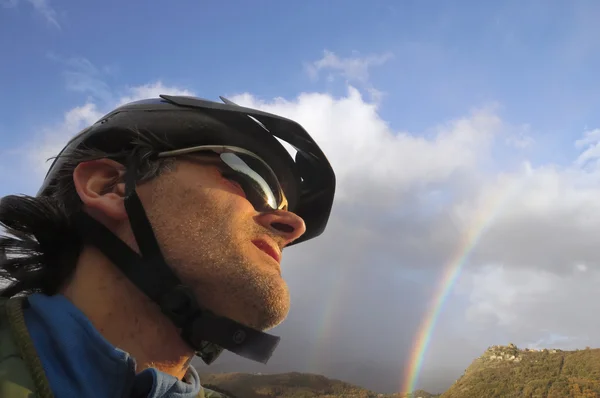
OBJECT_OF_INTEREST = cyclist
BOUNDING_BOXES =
[0,94,336,398]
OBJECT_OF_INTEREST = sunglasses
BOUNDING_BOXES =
[157,145,288,212]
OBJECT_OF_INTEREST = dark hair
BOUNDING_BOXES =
[0,143,176,298]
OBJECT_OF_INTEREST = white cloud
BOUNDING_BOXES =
[460,135,600,277]
[23,82,195,181]
[461,263,600,350]
[574,128,600,169]
[228,87,501,207]
[27,0,59,28]
[576,263,588,272]
[4,0,60,28]
[505,124,535,149]
[306,50,393,83]
[29,102,103,176]
[117,81,195,106]
[305,50,393,103]
[46,54,118,104]
[441,125,600,355]
[464,265,557,327]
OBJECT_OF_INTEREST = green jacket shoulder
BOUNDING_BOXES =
[0,296,50,397]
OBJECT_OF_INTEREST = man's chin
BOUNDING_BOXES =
[238,294,290,331]
[251,314,288,332]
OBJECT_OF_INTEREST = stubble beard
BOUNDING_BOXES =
[181,223,291,331]
[148,182,291,332]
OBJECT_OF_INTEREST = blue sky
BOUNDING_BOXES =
[3,0,600,168]
[4,0,600,393]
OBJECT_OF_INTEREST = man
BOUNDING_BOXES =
[0,95,336,397]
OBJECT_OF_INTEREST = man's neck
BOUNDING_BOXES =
[59,246,196,380]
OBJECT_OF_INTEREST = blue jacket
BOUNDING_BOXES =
[0,294,229,398]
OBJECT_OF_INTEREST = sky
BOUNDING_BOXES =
[2,0,600,394]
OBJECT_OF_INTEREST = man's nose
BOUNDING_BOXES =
[254,210,307,247]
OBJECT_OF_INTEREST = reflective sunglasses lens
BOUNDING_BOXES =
[219,152,282,211]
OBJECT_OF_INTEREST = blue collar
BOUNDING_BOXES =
[22,293,201,398]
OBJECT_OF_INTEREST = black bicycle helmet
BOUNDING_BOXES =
[36,94,336,365]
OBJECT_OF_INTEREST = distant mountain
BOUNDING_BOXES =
[441,344,600,398]
[199,371,440,398]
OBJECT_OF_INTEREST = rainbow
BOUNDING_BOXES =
[310,265,348,372]
[400,171,528,394]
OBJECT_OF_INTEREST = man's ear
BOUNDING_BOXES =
[73,158,128,221]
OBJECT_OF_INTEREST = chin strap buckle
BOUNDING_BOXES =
[159,285,280,365]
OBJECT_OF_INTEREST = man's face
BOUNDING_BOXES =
[134,155,306,331]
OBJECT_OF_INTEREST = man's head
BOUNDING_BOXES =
[74,153,306,330]
[0,94,336,364]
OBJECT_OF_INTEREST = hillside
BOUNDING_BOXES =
[200,345,600,397]
[442,344,600,398]
[200,371,440,398]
